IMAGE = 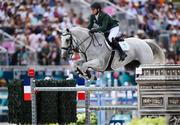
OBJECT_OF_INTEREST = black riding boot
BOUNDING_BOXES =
[114,33,126,41]
[111,38,127,61]
[114,36,124,41]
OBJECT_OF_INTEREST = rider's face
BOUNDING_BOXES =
[91,8,99,15]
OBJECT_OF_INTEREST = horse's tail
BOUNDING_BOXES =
[145,39,166,64]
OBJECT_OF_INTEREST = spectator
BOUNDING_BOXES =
[75,12,85,25]
[170,30,178,46]
[49,46,60,65]
[17,46,29,65]
[166,50,176,64]
[59,17,73,30]
[38,42,50,65]
[11,48,21,65]
[0,78,7,87]
[57,1,67,17]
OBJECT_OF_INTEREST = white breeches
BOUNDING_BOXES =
[108,26,120,42]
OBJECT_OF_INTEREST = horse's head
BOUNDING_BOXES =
[60,27,100,61]
[61,28,76,60]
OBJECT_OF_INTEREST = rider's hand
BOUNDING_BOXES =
[89,28,98,34]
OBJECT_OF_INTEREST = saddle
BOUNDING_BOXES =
[104,32,125,48]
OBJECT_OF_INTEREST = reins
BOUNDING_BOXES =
[62,31,102,62]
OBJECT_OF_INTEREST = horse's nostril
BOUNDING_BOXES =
[63,56,67,61]
[62,52,67,58]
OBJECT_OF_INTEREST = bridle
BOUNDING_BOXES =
[61,31,102,61]
[61,32,74,55]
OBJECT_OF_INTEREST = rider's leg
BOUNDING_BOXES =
[114,34,125,41]
[108,27,127,61]
[111,38,127,61]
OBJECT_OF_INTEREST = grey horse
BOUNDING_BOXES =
[60,27,165,79]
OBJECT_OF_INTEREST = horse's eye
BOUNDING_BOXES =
[66,39,69,42]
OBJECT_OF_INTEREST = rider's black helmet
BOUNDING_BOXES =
[90,2,101,9]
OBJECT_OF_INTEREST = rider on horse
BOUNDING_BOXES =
[87,2,127,61]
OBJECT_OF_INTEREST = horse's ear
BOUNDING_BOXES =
[66,28,70,32]
[55,28,62,35]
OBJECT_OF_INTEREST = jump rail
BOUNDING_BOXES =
[34,86,137,91]
[30,78,137,125]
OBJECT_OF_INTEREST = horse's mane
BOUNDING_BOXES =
[70,27,89,34]
[70,27,106,41]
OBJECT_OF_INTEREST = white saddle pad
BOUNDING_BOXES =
[119,42,129,51]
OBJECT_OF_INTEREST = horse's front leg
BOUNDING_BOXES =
[72,59,87,77]
[77,59,104,79]
[72,59,84,71]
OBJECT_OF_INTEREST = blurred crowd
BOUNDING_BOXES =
[0,0,86,65]
[0,0,179,65]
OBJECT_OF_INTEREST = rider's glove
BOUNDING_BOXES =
[89,28,98,34]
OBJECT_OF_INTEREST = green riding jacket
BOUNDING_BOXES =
[87,11,119,33]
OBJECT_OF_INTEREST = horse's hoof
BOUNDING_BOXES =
[79,74,83,78]
[91,76,97,81]
[76,67,84,76]
[85,70,91,79]
[85,76,90,79]
[93,76,97,80]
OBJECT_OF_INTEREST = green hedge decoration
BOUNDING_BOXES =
[128,117,167,125]
[8,79,77,124]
